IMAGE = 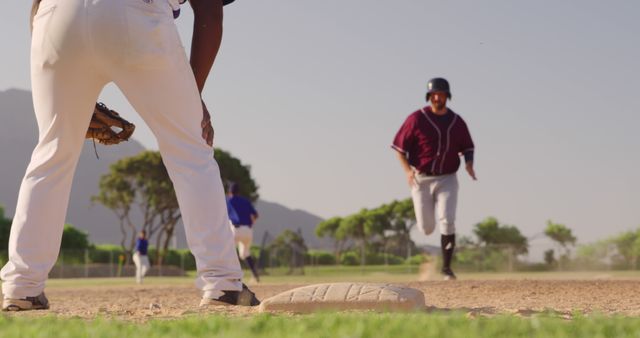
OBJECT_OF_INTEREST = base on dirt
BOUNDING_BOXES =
[259,283,425,313]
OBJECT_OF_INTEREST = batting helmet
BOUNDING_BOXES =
[426,77,451,101]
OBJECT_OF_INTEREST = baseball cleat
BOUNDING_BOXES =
[2,293,50,311]
[200,283,260,307]
[442,268,457,281]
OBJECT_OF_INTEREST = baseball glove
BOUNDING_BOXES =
[86,102,135,146]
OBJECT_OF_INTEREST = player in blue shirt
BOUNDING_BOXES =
[226,183,260,282]
[133,230,150,284]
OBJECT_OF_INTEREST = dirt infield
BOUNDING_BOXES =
[2,279,640,321]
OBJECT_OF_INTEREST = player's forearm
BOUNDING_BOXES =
[395,151,413,175]
[188,0,224,94]
[463,150,474,163]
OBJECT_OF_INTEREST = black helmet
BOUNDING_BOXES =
[426,77,451,101]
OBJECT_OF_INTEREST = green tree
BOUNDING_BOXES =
[61,224,90,250]
[0,206,11,252]
[316,199,418,264]
[544,249,556,267]
[472,217,528,271]
[575,241,610,270]
[216,149,259,202]
[610,230,640,269]
[269,229,308,274]
[337,211,376,266]
[544,220,577,270]
[372,199,417,259]
[316,217,345,262]
[473,217,528,255]
[93,151,176,265]
[93,149,258,266]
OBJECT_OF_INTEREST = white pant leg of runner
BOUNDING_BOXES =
[231,226,254,260]
[411,173,459,236]
[433,174,459,235]
[411,174,437,236]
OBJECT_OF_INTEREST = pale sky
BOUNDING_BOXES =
[1,1,639,255]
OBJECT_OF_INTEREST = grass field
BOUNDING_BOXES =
[5,267,640,338]
[2,313,640,338]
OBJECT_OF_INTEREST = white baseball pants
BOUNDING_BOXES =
[230,225,254,259]
[411,173,458,236]
[1,0,242,299]
[132,252,150,284]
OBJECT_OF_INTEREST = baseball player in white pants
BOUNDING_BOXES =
[133,230,150,284]
[226,183,260,282]
[392,78,476,281]
[2,0,258,311]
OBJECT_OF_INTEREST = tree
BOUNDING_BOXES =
[544,249,556,267]
[316,217,345,262]
[0,206,11,252]
[610,230,640,269]
[473,217,528,255]
[93,149,258,266]
[61,224,90,250]
[93,151,176,264]
[378,199,417,258]
[59,224,91,264]
[544,220,576,270]
[316,199,418,264]
[269,229,308,274]
[471,217,528,271]
[215,149,259,202]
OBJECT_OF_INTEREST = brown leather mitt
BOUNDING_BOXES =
[86,102,135,145]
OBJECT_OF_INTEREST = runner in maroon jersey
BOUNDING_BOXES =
[392,77,476,280]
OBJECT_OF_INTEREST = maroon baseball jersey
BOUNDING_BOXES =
[392,106,474,175]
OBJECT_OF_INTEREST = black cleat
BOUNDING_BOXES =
[200,283,260,307]
[2,292,50,311]
[442,268,457,281]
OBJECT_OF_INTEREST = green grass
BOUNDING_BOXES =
[2,313,640,338]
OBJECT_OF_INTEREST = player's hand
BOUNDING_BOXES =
[466,162,477,180]
[407,171,416,187]
[201,100,214,147]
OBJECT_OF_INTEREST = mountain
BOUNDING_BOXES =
[0,89,329,250]
[0,89,147,246]
[253,200,330,250]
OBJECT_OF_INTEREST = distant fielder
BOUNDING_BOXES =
[392,77,476,280]
[133,230,150,284]
[226,183,261,282]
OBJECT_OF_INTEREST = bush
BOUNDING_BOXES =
[89,245,124,264]
[366,252,404,265]
[306,250,336,265]
[405,254,428,265]
[338,251,405,266]
[340,252,360,266]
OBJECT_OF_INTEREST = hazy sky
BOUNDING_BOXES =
[1,1,639,255]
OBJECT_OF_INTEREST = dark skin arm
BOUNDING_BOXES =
[188,0,224,147]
